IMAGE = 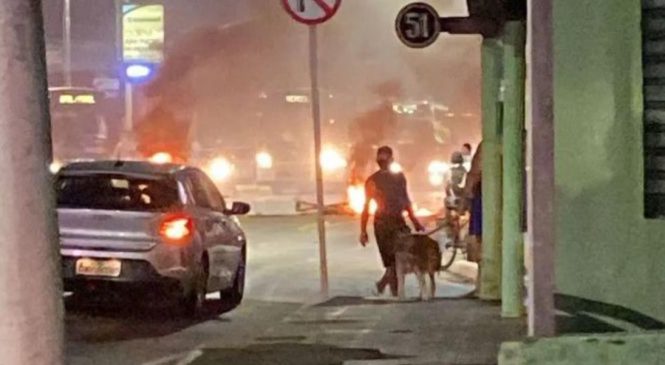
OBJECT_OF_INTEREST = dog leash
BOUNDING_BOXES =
[414,223,449,237]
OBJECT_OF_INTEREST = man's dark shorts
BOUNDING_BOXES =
[374,215,410,268]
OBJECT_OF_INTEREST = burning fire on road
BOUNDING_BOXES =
[347,184,377,215]
[149,152,173,164]
[346,184,434,218]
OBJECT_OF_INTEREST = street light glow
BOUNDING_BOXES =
[320,148,347,172]
[428,160,449,187]
[208,157,234,182]
[256,151,273,169]
[390,162,402,173]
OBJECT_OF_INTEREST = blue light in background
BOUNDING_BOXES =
[124,63,155,84]
[126,64,151,78]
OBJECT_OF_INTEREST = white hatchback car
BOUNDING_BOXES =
[56,160,250,315]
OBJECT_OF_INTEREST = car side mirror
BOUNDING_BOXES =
[226,201,251,215]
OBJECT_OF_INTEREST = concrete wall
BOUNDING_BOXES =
[553,0,665,324]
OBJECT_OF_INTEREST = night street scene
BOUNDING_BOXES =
[0,0,663,364]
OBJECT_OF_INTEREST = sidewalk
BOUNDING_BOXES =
[189,296,525,365]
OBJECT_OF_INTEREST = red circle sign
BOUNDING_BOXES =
[282,0,342,25]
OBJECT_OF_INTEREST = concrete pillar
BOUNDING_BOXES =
[501,21,527,318]
[480,38,503,301]
[0,1,64,363]
[528,0,557,336]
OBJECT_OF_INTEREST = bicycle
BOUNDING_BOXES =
[438,199,469,270]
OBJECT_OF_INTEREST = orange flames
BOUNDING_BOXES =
[347,184,377,215]
[412,204,434,218]
[149,152,173,164]
[346,184,433,217]
[135,105,191,163]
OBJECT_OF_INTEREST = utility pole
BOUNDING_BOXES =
[0,0,64,364]
[63,0,72,86]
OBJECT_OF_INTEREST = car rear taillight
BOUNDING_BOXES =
[160,214,194,244]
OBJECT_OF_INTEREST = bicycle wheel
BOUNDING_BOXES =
[440,242,458,270]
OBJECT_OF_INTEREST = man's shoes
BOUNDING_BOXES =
[375,281,386,295]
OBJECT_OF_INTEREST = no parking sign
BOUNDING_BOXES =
[281,0,341,25]
[281,0,343,297]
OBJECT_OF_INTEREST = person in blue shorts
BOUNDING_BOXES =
[464,142,483,295]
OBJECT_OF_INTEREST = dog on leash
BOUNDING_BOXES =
[394,232,442,301]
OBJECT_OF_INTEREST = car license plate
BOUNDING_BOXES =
[75,258,122,277]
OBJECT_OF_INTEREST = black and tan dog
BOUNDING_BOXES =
[394,231,443,301]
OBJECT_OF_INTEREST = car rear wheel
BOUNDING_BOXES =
[180,260,208,317]
[221,247,245,307]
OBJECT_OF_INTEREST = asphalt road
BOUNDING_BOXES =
[66,215,477,365]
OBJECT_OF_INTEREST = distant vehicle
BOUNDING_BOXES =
[49,87,112,171]
[56,160,251,316]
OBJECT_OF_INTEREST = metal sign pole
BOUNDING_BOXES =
[309,24,329,298]
[119,3,134,148]
[124,81,133,133]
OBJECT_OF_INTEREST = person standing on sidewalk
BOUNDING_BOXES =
[360,146,424,296]
[445,151,468,211]
[464,141,483,295]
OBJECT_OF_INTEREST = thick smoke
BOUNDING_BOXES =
[133,0,481,175]
[133,4,305,160]
[135,24,255,160]
[347,81,401,184]
[318,1,481,183]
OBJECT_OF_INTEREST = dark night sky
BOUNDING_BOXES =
[42,1,251,42]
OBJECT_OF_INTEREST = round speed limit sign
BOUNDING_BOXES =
[395,2,441,48]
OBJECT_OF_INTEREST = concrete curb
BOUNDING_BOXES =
[499,331,665,365]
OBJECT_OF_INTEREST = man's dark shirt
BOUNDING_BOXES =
[365,170,411,219]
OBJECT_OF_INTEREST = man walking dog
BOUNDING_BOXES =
[360,146,424,296]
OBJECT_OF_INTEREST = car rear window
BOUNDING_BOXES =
[56,174,181,211]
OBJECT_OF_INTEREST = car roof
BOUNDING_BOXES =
[59,160,189,177]
[48,86,96,92]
